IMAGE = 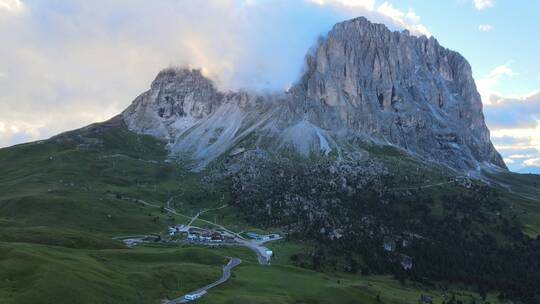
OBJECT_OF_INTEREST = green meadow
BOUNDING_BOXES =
[0,122,534,303]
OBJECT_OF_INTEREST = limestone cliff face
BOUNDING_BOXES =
[122,69,222,140]
[288,17,505,170]
[122,17,506,172]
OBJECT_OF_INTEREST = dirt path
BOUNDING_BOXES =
[390,180,454,191]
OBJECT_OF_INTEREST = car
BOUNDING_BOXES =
[184,290,206,301]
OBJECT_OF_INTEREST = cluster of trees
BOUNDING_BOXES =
[231,160,540,304]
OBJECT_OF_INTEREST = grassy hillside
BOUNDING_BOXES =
[0,237,501,304]
[0,118,235,235]
[200,242,503,304]
[483,170,540,237]
[0,242,225,304]
[0,119,247,303]
[0,120,538,303]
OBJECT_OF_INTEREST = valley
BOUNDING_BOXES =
[1,15,539,304]
[0,120,538,304]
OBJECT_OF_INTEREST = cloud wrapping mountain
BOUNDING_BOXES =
[0,0,430,148]
[123,17,506,172]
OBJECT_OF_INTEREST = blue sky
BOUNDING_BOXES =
[0,0,539,172]
[401,0,540,97]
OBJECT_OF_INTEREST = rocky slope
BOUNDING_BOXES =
[122,17,505,172]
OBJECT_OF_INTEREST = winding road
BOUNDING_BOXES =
[121,195,281,258]
[236,237,283,265]
[164,257,242,304]
[119,195,282,302]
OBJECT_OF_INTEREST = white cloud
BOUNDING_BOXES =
[309,0,376,10]
[473,0,495,10]
[405,8,420,22]
[524,158,540,166]
[479,62,540,172]
[377,2,404,19]
[0,0,24,13]
[0,120,42,147]
[485,94,540,172]
[476,63,519,104]
[488,64,519,78]
[478,24,493,32]
[309,0,431,36]
[508,154,537,159]
[376,2,431,36]
[504,158,514,164]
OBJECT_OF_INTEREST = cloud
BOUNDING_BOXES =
[503,158,514,164]
[478,24,493,32]
[490,130,540,158]
[376,2,431,36]
[0,120,41,147]
[310,0,431,36]
[524,158,540,166]
[309,0,376,10]
[479,62,540,173]
[508,154,538,159]
[491,127,540,149]
[485,97,540,172]
[484,91,540,129]
[491,134,540,172]
[473,0,495,10]
[0,0,24,13]
[476,63,519,103]
[486,64,519,79]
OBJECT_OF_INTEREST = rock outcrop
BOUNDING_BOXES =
[122,17,506,172]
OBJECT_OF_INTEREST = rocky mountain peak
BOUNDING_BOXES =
[122,68,223,140]
[290,16,505,170]
[150,68,213,91]
[122,17,506,173]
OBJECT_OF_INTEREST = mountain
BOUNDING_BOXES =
[1,16,540,304]
[123,17,505,173]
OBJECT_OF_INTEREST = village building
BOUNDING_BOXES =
[247,232,280,241]
[186,227,225,243]
[210,232,224,243]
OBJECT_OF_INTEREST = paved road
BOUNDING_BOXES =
[165,257,241,304]
[236,237,283,265]
[118,197,285,302]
